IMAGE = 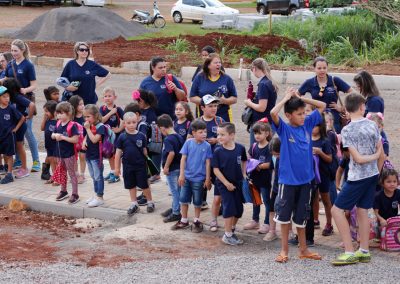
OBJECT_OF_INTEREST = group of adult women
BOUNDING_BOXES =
[0,39,385,177]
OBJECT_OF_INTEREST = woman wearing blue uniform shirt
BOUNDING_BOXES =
[190,53,237,122]
[353,70,384,116]
[61,42,110,105]
[297,57,352,133]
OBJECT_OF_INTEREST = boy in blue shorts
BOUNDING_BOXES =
[174,119,212,232]
[114,112,155,215]
[0,86,24,184]
[212,123,247,245]
[270,88,326,262]
[331,93,382,266]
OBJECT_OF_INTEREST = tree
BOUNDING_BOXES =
[362,0,400,24]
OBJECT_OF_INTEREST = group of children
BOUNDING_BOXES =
[0,78,399,265]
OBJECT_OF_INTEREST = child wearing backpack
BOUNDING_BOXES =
[157,114,185,223]
[52,102,81,204]
[82,104,106,208]
[41,100,58,185]
[174,101,194,140]
[70,95,86,184]
[100,87,124,184]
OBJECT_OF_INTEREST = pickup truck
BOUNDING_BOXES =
[256,0,309,15]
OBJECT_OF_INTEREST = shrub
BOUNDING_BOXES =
[166,38,191,53]
[263,47,308,66]
[240,45,261,60]
[369,31,400,61]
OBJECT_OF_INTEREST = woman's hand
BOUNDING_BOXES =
[66,85,78,92]
[244,99,251,107]
[329,102,342,112]
[167,80,176,91]
[20,88,27,95]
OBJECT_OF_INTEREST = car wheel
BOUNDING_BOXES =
[258,5,267,15]
[288,6,296,16]
[173,11,183,23]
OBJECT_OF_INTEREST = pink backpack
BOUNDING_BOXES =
[380,216,400,252]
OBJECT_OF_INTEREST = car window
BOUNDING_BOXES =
[204,0,224,7]
[182,0,192,5]
[192,0,204,7]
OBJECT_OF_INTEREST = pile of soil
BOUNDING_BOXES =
[11,7,149,42]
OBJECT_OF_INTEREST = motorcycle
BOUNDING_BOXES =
[131,1,166,29]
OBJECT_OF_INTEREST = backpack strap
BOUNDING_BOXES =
[185,120,190,131]
[251,143,257,158]
[66,120,74,137]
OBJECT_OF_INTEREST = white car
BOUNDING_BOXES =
[171,0,239,23]
[73,0,105,7]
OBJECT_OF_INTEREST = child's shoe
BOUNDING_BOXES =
[314,220,320,229]
[243,220,259,230]
[0,165,6,175]
[15,168,30,179]
[56,191,69,201]
[263,231,278,241]
[0,173,14,184]
[222,234,242,246]
[31,161,41,172]
[191,220,204,233]
[104,172,112,181]
[68,194,80,204]
[127,204,139,215]
[209,219,218,232]
[331,253,359,266]
[171,220,189,230]
[201,201,209,210]
[161,208,172,218]
[108,173,120,183]
[88,198,104,208]
[163,213,181,223]
[258,224,270,234]
[147,203,155,213]
[13,160,22,170]
[138,195,148,206]
[354,250,371,263]
[232,233,244,245]
[86,196,95,204]
[40,163,51,180]
[322,224,334,236]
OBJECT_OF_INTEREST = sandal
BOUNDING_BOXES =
[299,253,322,260]
[275,254,289,263]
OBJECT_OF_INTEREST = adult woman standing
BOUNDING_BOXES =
[61,42,110,105]
[244,58,278,145]
[297,57,352,133]
[353,70,384,116]
[0,52,12,79]
[3,40,40,173]
[190,53,237,122]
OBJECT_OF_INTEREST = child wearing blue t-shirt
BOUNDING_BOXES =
[70,95,86,184]
[0,86,24,184]
[212,123,247,245]
[270,88,326,263]
[82,105,106,208]
[174,101,194,140]
[157,114,185,223]
[115,112,155,216]
[174,119,212,232]
[41,101,58,185]
[100,87,124,184]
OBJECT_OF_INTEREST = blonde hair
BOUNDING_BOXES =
[11,39,30,60]
[84,104,102,125]
[252,58,279,92]
[73,42,90,59]
[103,86,116,96]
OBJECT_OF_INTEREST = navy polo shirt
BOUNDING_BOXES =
[298,75,350,111]
[251,76,277,123]
[139,75,182,119]
[0,104,22,140]
[5,59,36,89]
[12,94,31,117]
[100,105,124,129]
[374,189,400,220]
[74,116,85,126]
[54,121,79,158]
[86,124,105,160]
[141,108,158,124]
[365,96,384,116]
[248,143,273,189]
[162,133,184,171]
[60,59,109,105]
[116,131,147,168]
[312,138,332,181]
[188,116,224,151]
[174,119,191,140]
[44,119,57,152]
[190,73,237,122]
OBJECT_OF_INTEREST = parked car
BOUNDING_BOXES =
[11,0,46,6]
[73,0,105,7]
[171,0,239,24]
[256,0,308,15]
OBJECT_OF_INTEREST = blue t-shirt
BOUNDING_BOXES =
[60,59,109,105]
[251,76,277,123]
[74,116,85,125]
[248,143,273,189]
[139,75,182,119]
[53,121,79,158]
[298,75,350,113]
[365,96,384,116]
[272,157,280,193]
[381,130,389,156]
[190,73,237,122]
[116,131,147,168]
[272,110,322,185]
[312,137,332,182]
[162,133,184,171]
[212,143,247,187]
[0,104,22,140]
[174,119,191,140]
[12,94,31,117]
[373,189,400,220]
[0,70,5,79]
[180,139,213,182]
[5,59,36,90]
[44,119,57,152]
[141,108,158,124]
[99,105,124,129]
[86,124,105,160]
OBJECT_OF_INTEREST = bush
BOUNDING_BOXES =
[240,45,261,60]
[263,47,308,66]
[166,38,191,53]
[369,31,400,61]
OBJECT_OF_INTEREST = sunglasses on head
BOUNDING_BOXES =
[78,48,89,52]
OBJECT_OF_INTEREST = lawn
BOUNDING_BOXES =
[224,1,256,9]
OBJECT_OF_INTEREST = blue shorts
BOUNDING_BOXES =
[274,183,312,228]
[179,180,203,208]
[0,133,16,156]
[46,148,56,157]
[216,181,244,218]
[15,122,27,142]
[123,165,148,190]
[334,174,378,210]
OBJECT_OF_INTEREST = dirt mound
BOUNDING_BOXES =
[11,7,149,42]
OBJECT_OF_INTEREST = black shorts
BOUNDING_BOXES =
[216,181,244,218]
[15,122,27,142]
[269,191,278,212]
[46,148,56,157]
[316,177,330,193]
[123,165,148,190]
[0,133,16,156]
[273,183,312,228]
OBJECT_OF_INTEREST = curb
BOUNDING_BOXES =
[0,192,126,221]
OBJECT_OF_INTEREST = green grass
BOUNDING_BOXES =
[224,1,256,8]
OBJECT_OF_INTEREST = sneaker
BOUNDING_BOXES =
[0,173,13,184]
[77,175,85,184]
[137,193,146,201]
[0,165,6,175]
[138,197,148,206]
[56,191,69,201]
[314,220,320,229]
[192,220,204,233]
[331,253,359,266]
[201,201,209,210]
[354,250,371,263]
[232,233,244,245]
[243,220,259,230]
[147,203,155,213]
[322,224,334,236]
[222,234,241,246]
[149,175,160,184]
[68,194,80,204]
[15,168,30,179]
[31,161,41,172]
[127,204,140,215]
[108,173,120,183]
[163,213,181,223]
[288,235,299,246]
[171,220,189,230]
[306,240,315,247]
[209,219,218,232]
[86,196,95,204]
[258,224,270,234]
[161,208,172,218]
[104,172,112,181]
[12,160,22,170]
[88,198,104,208]
[263,231,278,242]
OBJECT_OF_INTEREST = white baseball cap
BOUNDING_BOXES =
[201,94,220,106]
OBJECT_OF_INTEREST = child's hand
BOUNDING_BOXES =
[81,143,87,151]
[380,219,387,227]
[204,179,212,191]
[112,127,119,133]
[84,121,91,129]
[207,137,217,145]
[110,107,117,115]
[163,166,169,176]
[312,147,322,155]
[178,175,185,187]
[225,182,236,192]
[55,134,63,141]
